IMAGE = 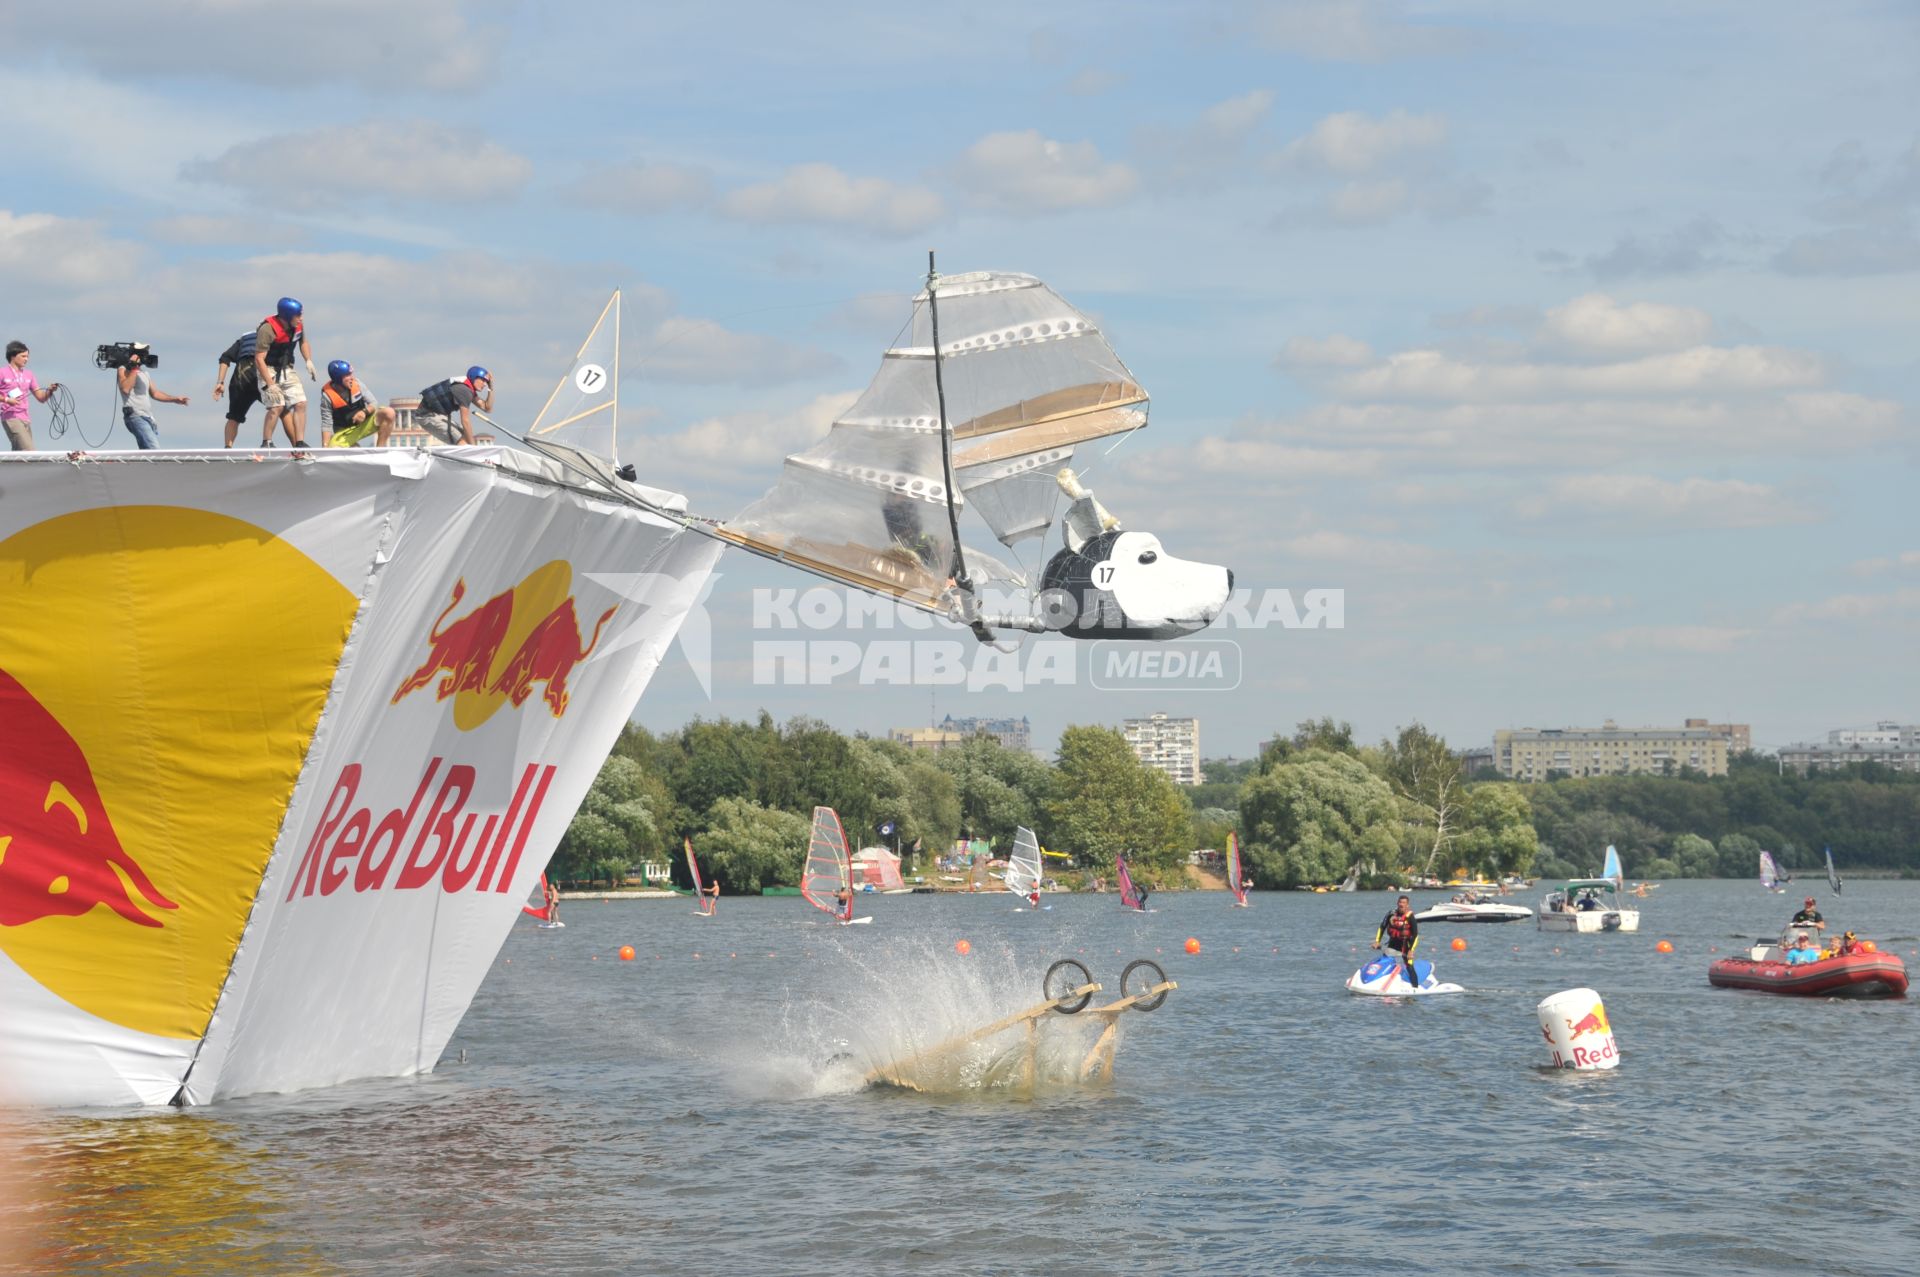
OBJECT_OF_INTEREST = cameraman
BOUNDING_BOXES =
[1,340,59,451]
[116,348,188,449]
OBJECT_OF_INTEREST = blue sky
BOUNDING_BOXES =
[5,1,1916,758]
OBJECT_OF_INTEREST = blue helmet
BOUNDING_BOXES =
[277,297,303,319]
[326,359,352,383]
[466,365,490,382]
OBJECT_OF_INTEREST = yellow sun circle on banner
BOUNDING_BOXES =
[0,506,356,1040]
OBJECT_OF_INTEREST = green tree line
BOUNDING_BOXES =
[551,712,1920,892]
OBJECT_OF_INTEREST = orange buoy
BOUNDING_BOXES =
[618,945,635,961]
[955,939,971,955]
[1184,937,1201,955]
[1450,936,1467,952]
[1656,940,1674,953]
[1862,939,1878,953]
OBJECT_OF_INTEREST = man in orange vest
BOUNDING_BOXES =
[319,361,397,447]
[252,297,316,447]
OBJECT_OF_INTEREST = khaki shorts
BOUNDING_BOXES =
[262,368,306,409]
[413,411,464,444]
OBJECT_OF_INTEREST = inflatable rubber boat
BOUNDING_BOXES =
[1709,935,1907,998]
[1346,953,1464,996]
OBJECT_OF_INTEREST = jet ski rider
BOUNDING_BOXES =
[1374,895,1420,987]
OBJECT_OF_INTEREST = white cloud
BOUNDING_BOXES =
[1275,333,1375,368]
[1539,294,1714,357]
[1774,587,1920,625]
[0,211,146,290]
[1329,344,1826,402]
[185,120,532,205]
[1136,91,1275,187]
[569,162,713,215]
[1600,626,1751,654]
[1514,475,1812,529]
[952,130,1139,213]
[630,318,844,387]
[1278,529,1441,569]
[1277,110,1447,176]
[1240,0,1471,61]
[1545,594,1617,617]
[1065,68,1128,97]
[1185,438,1384,477]
[15,1,502,92]
[1848,550,1920,577]
[650,391,861,485]
[148,215,308,247]
[719,163,945,236]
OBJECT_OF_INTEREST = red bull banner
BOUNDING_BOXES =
[0,449,719,1106]
[1536,987,1622,1071]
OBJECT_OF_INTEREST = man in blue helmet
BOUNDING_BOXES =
[252,297,317,447]
[413,365,493,445]
[319,360,397,447]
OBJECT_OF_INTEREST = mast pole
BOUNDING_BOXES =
[926,251,987,638]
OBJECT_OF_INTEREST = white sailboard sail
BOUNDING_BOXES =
[1759,849,1789,892]
[527,290,622,463]
[1005,826,1043,899]
[1601,844,1623,889]
[1825,846,1842,895]
[801,805,854,923]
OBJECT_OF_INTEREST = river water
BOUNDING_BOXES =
[8,880,1918,1275]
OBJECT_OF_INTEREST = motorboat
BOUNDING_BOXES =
[1708,929,1908,998]
[1415,891,1533,924]
[1345,953,1463,996]
[1537,878,1640,933]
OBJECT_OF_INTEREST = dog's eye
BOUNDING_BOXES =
[1137,550,1158,565]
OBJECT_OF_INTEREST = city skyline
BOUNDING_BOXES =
[5,2,1914,756]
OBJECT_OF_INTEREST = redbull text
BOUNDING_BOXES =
[286,758,556,901]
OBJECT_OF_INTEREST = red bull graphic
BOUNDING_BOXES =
[286,758,556,901]
[1537,987,1621,1070]
[391,561,615,730]
[0,669,178,929]
[1565,1003,1611,1039]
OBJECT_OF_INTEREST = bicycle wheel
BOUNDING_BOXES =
[1043,958,1094,1014]
[1119,959,1169,1011]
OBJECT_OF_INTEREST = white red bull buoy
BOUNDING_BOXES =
[1537,987,1620,1070]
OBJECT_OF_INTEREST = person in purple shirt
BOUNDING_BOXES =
[1,341,60,451]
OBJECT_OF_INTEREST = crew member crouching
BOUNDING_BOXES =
[413,365,492,445]
[320,361,397,447]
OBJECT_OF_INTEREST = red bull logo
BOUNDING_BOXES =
[1565,1003,1611,1039]
[0,669,177,929]
[391,561,615,730]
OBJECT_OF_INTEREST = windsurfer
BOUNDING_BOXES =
[1791,896,1826,932]
[1027,887,1041,909]
[1374,895,1420,987]
[834,885,852,910]
[704,880,720,909]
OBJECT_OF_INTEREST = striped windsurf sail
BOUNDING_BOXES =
[1759,850,1787,891]
[685,837,714,915]
[1601,844,1623,889]
[801,806,854,922]
[1116,852,1145,911]
[1226,832,1249,906]
[1005,827,1042,899]
[1824,846,1842,895]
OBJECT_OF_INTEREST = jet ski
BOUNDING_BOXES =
[1345,953,1464,996]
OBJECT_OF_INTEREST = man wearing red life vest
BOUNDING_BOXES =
[252,297,316,447]
[413,366,494,445]
[1374,895,1421,988]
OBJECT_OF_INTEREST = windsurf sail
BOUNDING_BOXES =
[1116,851,1146,911]
[522,873,558,923]
[1005,826,1043,899]
[1601,844,1623,889]
[526,290,621,463]
[1759,850,1788,891]
[1337,862,1360,892]
[1226,832,1249,906]
[801,805,854,922]
[1824,846,1842,895]
[685,837,715,916]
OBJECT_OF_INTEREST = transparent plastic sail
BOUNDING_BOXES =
[718,271,1146,617]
